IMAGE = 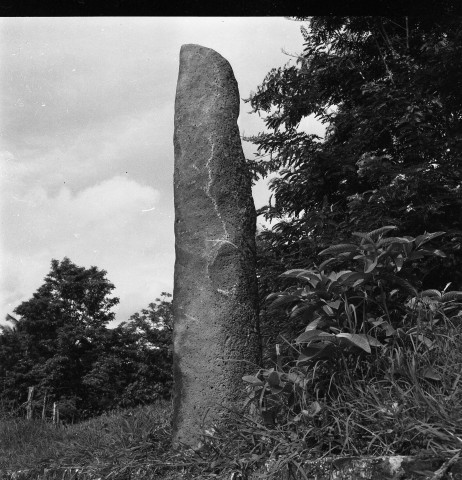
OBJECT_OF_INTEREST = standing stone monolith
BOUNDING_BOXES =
[172,44,260,448]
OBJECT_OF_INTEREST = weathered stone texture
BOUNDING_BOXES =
[172,44,260,447]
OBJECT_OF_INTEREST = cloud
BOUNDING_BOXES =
[1,105,174,196]
[1,174,173,325]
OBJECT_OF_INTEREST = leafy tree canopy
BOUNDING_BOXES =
[247,16,462,298]
[0,258,119,418]
[85,293,173,411]
[0,259,173,421]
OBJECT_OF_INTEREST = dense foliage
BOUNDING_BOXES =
[222,15,462,472]
[105,294,173,408]
[236,227,462,474]
[0,258,172,422]
[247,16,462,302]
[246,16,462,363]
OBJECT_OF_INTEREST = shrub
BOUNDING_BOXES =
[243,226,462,458]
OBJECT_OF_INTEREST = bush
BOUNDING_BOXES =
[243,226,462,458]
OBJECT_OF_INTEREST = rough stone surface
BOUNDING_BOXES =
[172,44,260,447]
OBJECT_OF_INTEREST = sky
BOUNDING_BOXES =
[0,17,325,326]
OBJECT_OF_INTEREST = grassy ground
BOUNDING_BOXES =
[0,401,188,479]
[1,313,461,480]
[1,381,461,480]
[0,400,285,480]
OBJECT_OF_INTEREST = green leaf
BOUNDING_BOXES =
[362,334,384,347]
[421,248,446,258]
[393,255,404,271]
[267,371,282,388]
[440,291,462,302]
[298,343,335,362]
[327,299,341,310]
[406,251,425,260]
[319,244,358,256]
[402,241,413,256]
[420,289,441,298]
[414,231,445,248]
[417,335,433,348]
[280,268,314,277]
[280,269,321,286]
[335,333,382,353]
[289,304,316,322]
[337,271,368,285]
[305,317,323,331]
[380,273,418,296]
[352,232,375,245]
[269,295,300,309]
[420,367,442,381]
[328,270,353,282]
[265,291,287,302]
[364,256,378,273]
[318,257,337,271]
[242,375,264,386]
[283,372,306,386]
[367,226,398,239]
[296,330,333,344]
[370,320,396,336]
[377,236,413,247]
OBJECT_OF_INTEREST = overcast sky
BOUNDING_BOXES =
[1,17,325,325]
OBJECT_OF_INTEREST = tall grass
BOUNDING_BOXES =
[0,400,181,479]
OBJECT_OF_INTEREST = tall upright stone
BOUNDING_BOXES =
[172,44,260,447]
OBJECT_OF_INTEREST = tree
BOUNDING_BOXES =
[0,257,119,419]
[247,16,462,306]
[0,259,174,421]
[82,293,173,411]
[116,293,173,402]
[0,315,26,413]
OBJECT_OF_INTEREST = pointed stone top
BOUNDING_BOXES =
[175,43,240,127]
[179,44,231,66]
[180,43,223,55]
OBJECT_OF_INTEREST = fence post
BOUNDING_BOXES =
[26,386,34,420]
[42,392,47,421]
[52,402,59,426]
